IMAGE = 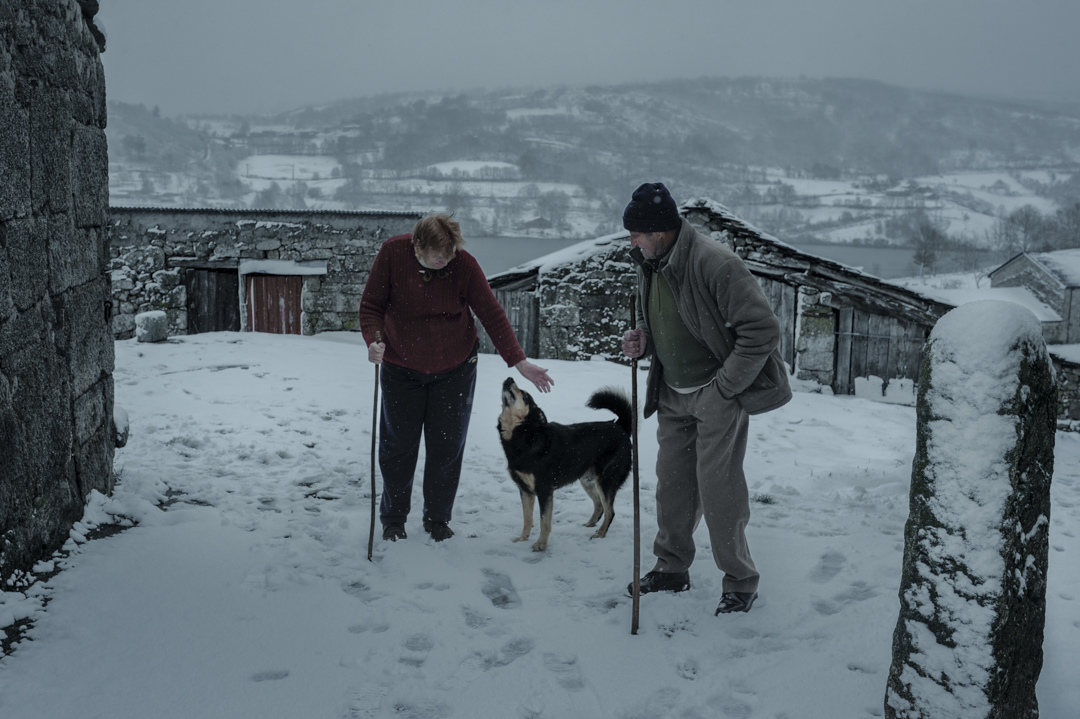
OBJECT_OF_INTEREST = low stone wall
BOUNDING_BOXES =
[1,0,113,582]
[107,208,422,338]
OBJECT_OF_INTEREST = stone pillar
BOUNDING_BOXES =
[885,300,1056,719]
[0,1,112,582]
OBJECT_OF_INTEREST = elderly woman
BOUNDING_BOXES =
[359,214,552,542]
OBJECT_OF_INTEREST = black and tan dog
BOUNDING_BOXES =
[497,377,633,551]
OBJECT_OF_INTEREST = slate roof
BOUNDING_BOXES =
[1026,249,1080,288]
[490,197,954,326]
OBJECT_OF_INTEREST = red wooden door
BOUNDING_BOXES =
[246,274,302,334]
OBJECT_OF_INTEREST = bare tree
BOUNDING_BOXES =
[1053,202,1080,249]
[910,216,946,277]
[1008,204,1053,251]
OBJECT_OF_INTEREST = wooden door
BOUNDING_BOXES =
[834,308,928,395]
[246,274,303,334]
[184,268,241,334]
[477,289,539,357]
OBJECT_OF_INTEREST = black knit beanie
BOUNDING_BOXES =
[622,182,681,233]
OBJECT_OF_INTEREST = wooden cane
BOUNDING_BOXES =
[629,297,641,635]
[367,331,381,562]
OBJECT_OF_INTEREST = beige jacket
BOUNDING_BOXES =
[631,218,792,418]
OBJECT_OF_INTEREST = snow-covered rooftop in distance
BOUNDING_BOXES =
[906,285,1061,322]
[1028,249,1080,288]
[1049,343,1080,364]
[487,230,629,281]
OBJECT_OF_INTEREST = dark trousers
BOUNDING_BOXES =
[378,351,478,525]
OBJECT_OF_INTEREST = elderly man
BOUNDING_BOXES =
[621,182,791,615]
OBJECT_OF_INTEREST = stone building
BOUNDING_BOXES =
[984,250,1080,422]
[990,249,1080,344]
[483,198,952,398]
[107,207,422,339]
[1,1,114,582]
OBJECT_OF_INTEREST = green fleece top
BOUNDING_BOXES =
[648,251,722,389]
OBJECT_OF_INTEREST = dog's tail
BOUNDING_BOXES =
[587,387,633,435]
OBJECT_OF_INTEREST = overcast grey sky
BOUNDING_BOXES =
[97,0,1080,117]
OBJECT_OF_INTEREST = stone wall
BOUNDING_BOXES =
[1051,354,1080,426]
[107,208,422,338]
[1,1,113,582]
[793,287,835,386]
[535,238,636,361]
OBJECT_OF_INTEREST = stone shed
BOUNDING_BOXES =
[983,250,1080,424]
[107,207,422,339]
[990,249,1080,344]
[483,198,954,398]
[1,1,114,582]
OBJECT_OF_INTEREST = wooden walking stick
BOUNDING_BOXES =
[629,297,641,635]
[367,331,381,562]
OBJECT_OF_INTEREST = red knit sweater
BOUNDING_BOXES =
[358,235,527,374]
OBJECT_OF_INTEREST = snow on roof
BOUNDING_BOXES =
[906,285,1062,322]
[681,196,893,281]
[488,198,824,282]
[1027,249,1080,288]
[488,198,925,303]
[1049,343,1080,365]
[238,259,328,276]
[487,230,629,281]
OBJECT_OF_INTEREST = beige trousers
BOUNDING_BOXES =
[651,381,759,594]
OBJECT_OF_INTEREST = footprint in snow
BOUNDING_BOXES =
[481,569,521,609]
[812,580,878,615]
[342,579,383,603]
[461,605,490,629]
[400,633,435,667]
[544,652,585,690]
[250,670,289,682]
[346,683,390,719]
[808,550,846,584]
[676,657,699,680]
[487,637,534,668]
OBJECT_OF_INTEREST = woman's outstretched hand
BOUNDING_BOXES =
[515,359,553,393]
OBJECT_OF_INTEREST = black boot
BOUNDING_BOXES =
[715,591,758,614]
[382,523,407,541]
[423,519,454,542]
[627,570,691,596]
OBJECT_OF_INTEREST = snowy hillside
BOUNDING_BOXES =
[105,78,1080,249]
[1,332,1078,718]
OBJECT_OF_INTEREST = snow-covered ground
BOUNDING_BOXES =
[1,331,1078,719]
